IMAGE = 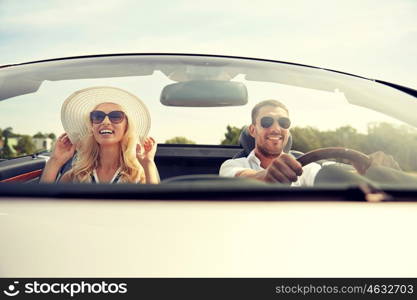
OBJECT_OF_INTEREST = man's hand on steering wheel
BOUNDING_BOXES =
[263,153,303,184]
[369,151,401,170]
[296,147,402,176]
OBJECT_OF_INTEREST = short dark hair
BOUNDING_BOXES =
[251,99,289,124]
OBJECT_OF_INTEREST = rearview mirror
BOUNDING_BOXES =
[160,80,248,107]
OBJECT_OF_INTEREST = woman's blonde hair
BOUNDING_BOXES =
[66,103,146,183]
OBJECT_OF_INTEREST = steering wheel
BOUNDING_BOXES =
[296,147,372,175]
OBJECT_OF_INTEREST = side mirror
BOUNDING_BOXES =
[160,80,248,107]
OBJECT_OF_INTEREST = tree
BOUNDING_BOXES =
[33,132,46,138]
[0,127,14,158]
[1,144,13,158]
[221,125,243,145]
[365,122,417,171]
[290,126,322,152]
[14,135,36,155]
[165,136,196,144]
[3,127,13,138]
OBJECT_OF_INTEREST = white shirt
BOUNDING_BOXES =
[219,150,321,186]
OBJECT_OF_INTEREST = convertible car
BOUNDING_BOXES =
[0,54,416,277]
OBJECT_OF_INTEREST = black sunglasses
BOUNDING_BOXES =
[260,116,291,129]
[90,110,125,124]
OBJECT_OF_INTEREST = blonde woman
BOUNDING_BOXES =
[40,86,159,184]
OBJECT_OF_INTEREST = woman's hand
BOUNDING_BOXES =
[136,137,157,164]
[40,133,75,183]
[136,137,159,184]
[51,133,76,165]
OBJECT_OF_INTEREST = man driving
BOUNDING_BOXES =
[219,99,404,186]
[219,99,321,186]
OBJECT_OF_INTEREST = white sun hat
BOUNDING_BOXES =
[61,86,150,144]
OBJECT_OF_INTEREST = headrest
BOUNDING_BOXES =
[239,125,292,156]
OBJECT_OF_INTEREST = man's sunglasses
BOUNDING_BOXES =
[260,116,291,129]
[90,110,125,124]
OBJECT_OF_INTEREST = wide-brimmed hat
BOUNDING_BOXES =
[61,86,150,144]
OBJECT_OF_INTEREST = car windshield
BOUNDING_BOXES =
[1,54,417,190]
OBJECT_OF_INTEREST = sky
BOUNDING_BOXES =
[1,0,416,88]
[0,0,416,144]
